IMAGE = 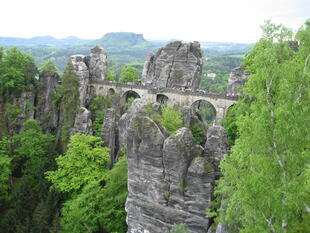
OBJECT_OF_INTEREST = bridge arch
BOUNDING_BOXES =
[156,94,169,105]
[122,90,141,102]
[192,99,217,124]
[108,88,115,95]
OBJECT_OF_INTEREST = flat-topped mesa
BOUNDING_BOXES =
[142,41,203,91]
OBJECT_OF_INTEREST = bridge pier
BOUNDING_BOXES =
[215,107,226,124]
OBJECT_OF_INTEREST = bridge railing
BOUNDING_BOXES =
[90,80,238,101]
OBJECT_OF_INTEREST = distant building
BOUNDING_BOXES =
[207,73,217,78]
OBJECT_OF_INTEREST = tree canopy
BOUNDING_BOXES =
[38,60,58,73]
[0,47,37,97]
[45,134,110,193]
[119,65,140,83]
[213,20,310,233]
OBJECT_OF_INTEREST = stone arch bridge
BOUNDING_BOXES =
[89,81,237,122]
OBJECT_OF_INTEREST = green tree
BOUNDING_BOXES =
[60,61,80,140]
[0,48,37,98]
[46,134,110,193]
[13,120,55,181]
[46,134,127,233]
[214,20,310,233]
[39,60,58,73]
[0,137,11,200]
[159,106,183,135]
[191,124,204,145]
[105,70,116,81]
[0,120,57,233]
[119,66,140,83]
[60,156,128,233]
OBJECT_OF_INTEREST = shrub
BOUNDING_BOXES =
[191,124,204,145]
[159,106,183,135]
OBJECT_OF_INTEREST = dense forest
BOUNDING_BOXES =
[0,19,309,233]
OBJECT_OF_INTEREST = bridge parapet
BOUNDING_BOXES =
[89,80,238,101]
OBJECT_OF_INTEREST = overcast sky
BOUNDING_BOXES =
[0,0,309,43]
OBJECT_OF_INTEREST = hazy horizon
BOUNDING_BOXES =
[1,0,309,43]
[0,32,257,44]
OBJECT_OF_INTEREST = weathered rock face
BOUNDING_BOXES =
[71,45,107,107]
[226,67,249,96]
[36,71,60,134]
[204,125,228,180]
[142,41,203,90]
[71,55,90,107]
[9,92,36,135]
[124,100,228,233]
[101,108,117,163]
[70,107,93,135]
[70,46,107,136]
[85,45,107,82]
[118,99,148,148]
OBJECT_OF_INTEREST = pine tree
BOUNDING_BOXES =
[60,61,80,140]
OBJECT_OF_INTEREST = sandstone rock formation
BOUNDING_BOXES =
[142,41,203,90]
[101,108,117,163]
[8,92,36,135]
[70,107,93,135]
[71,55,90,107]
[124,99,228,233]
[70,45,107,135]
[226,67,249,96]
[36,71,60,134]
[70,45,107,106]
[85,45,107,82]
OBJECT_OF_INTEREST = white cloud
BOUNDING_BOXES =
[0,0,308,42]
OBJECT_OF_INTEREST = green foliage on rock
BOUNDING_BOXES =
[39,60,58,73]
[92,111,105,137]
[105,70,116,81]
[191,124,204,145]
[0,137,11,200]
[119,66,140,83]
[45,134,110,193]
[168,223,190,233]
[214,20,310,233]
[159,106,183,135]
[89,95,112,136]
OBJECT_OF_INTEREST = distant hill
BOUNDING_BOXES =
[0,36,91,47]
[0,32,252,72]
[92,32,155,48]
